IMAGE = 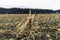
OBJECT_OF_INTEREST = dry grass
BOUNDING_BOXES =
[0,14,60,40]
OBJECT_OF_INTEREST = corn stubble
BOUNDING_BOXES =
[0,14,60,40]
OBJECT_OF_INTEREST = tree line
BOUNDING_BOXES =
[0,8,59,14]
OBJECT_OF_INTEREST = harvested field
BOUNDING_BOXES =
[0,14,60,40]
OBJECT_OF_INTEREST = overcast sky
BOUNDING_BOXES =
[0,0,60,10]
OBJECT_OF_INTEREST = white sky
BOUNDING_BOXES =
[0,0,60,10]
